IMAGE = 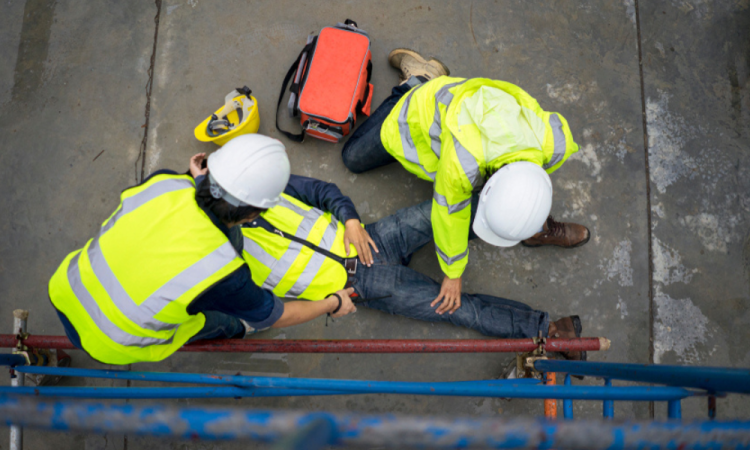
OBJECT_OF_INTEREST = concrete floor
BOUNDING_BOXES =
[0,0,748,448]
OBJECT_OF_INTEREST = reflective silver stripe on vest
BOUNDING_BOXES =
[67,252,174,348]
[398,85,436,180]
[262,208,324,290]
[433,191,471,215]
[543,113,567,170]
[453,135,483,189]
[429,81,467,158]
[87,237,176,331]
[279,197,309,216]
[101,178,194,235]
[435,244,469,266]
[87,239,239,332]
[285,221,339,297]
[139,241,239,317]
[243,236,278,268]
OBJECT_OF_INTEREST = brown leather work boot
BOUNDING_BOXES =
[388,48,450,83]
[548,316,586,361]
[521,216,590,248]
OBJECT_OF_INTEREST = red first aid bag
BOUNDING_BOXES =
[276,19,373,143]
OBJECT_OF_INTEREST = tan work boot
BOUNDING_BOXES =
[388,48,450,83]
[521,216,590,248]
[548,316,586,361]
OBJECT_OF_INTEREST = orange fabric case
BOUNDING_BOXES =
[277,21,373,143]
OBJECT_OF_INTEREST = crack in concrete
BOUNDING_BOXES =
[634,0,655,419]
[134,0,163,184]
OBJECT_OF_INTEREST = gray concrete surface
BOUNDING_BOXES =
[0,0,747,448]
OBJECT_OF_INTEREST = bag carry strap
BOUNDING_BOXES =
[276,37,317,142]
[247,216,348,265]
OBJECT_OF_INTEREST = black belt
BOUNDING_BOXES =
[246,217,358,275]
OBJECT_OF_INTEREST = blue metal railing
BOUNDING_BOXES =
[1,395,749,449]
[3,354,750,448]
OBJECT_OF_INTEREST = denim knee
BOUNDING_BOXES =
[341,142,367,174]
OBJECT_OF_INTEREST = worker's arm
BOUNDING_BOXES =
[272,288,356,328]
[284,174,378,265]
[187,265,286,328]
[283,175,360,224]
[430,152,476,314]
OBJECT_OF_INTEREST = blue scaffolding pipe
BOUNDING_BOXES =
[603,379,614,419]
[668,400,683,420]
[1,396,749,449]
[13,365,541,387]
[0,379,697,401]
[563,374,573,420]
[0,386,347,399]
[534,360,750,394]
[0,355,26,367]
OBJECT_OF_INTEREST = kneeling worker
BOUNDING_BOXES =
[240,175,586,360]
[48,135,355,365]
[342,49,591,316]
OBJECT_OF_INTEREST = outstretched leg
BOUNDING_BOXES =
[354,263,550,339]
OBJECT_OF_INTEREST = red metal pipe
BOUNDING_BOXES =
[0,335,609,353]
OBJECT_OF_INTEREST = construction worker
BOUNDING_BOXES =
[240,175,587,360]
[48,135,356,365]
[342,49,590,316]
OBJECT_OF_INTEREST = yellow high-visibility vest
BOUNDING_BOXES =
[48,174,244,365]
[380,76,579,278]
[240,193,357,300]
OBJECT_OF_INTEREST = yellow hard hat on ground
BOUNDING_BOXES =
[194,86,260,146]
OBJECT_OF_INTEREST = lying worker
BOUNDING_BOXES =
[341,49,590,316]
[239,174,587,360]
[48,135,356,365]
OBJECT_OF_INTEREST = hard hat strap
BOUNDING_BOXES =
[206,89,255,137]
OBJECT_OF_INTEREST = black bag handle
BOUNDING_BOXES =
[275,37,317,142]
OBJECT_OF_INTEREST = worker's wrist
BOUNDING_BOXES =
[326,294,342,314]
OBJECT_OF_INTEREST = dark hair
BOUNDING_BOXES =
[195,176,265,224]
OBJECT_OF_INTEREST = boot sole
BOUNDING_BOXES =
[388,48,451,77]
[520,227,591,248]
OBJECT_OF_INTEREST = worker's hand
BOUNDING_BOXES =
[328,287,356,318]
[431,276,462,315]
[344,219,379,267]
[189,153,208,178]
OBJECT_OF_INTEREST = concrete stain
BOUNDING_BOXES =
[559,180,593,219]
[11,0,56,102]
[679,212,739,253]
[623,0,636,25]
[653,289,710,364]
[646,91,699,193]
[652,236,699,285]
[568,143,602,182]
[616,296,628,319]
[599,240,634,287]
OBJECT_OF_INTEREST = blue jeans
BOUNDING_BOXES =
[342,81,416,173]
[187,311,246,342]
[353,200,550,339]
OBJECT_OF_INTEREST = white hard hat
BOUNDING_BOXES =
[206,134,291,209]
[473,161,552,247]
